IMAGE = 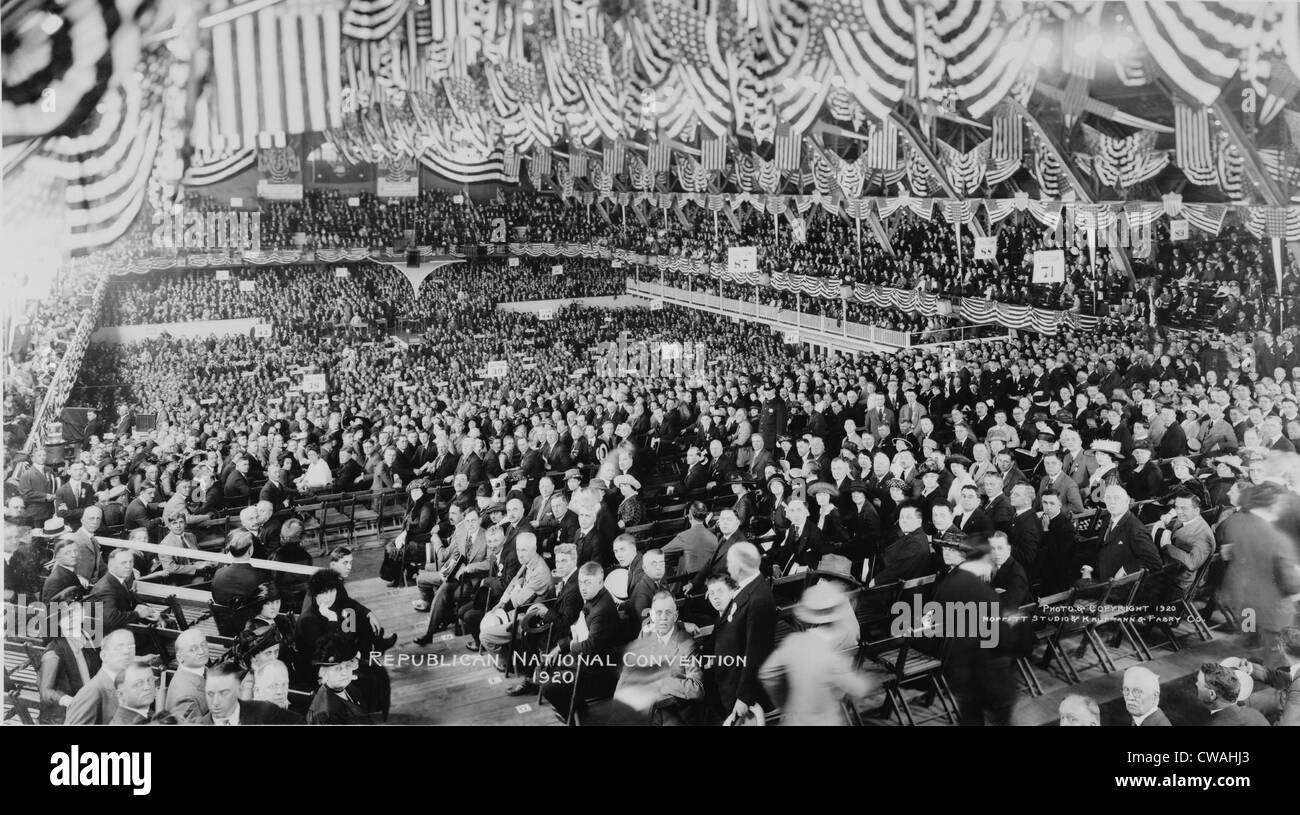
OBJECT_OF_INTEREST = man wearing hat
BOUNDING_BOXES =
[758,581,873,726]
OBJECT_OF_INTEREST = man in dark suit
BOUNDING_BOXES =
[41,539,89,602]
[451,438,484,486]
[712,542,776,723]
[1036,491,1078,594]
[953,485,994,540]
[769,499,826,576]
[16,448,58,524]
[1006,484,1042,574]
[627,548,668,624]
[1087,486,1162,603]
[982,478,1015,534]
[931,540,1016,725]
[258,463,296,511]
[64,628,136,725]
[873,503,933,586]
[108,659,158,725]
[211,530,265,636]
[679,446,710,494]
[758,386,788,451]
[86,548,162,634]
[224,456,254,505]
[204,661,303,724]
[1155,406,1188,458]
[1123,666,1171,726]
[1198,664,1269,725]
[54,463,96,528]
[541,561,623,721]
[123,482,162,542]
[988,532,1030,609]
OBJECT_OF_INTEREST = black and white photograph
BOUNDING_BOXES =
[2,0,1297,789]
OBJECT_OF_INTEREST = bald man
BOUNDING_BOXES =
[166,628,210,720]
[711,542,777,723]
[1123,666,1170,726]
[1058,694,1100,726]
[474,533,553,660]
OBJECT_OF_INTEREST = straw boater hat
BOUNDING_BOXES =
[794,581,850,625]
[1089,439,1123,458]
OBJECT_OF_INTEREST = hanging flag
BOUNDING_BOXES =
[991,106,1023,163]
[533,146,552,176]
[377,153,418,197]
[603,138,625,175]
[775,123,801,170]
[501,146,520,180]
[865,120,898,170]
[1265,207,1290,239]
[701,132,726,172]
[1174,101,1214,176]
[257,136,304,199]
[570,148,588,179]
[1061,16,1098,79]
[1061,74,1090,129]
[209,0,344,149]
[648,140,670,175]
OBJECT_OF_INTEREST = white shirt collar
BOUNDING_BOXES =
[737,572,759,592]
[1131,708,1158,726]
[213,704,240,726]
[179,663,205,678]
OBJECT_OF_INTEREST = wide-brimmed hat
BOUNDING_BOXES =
[33,518,67,538]
[816,554,855,579]
[726,472,753,486]
[563,468,582,481]
[806,480,839,499]
[846,479,869,495]
[1211,455,1245,476]
[945,454,973,468]
[794,581,849,625]
[613,474,642,490]
[1089,439,1123,458]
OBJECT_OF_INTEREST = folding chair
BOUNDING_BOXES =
[1048,579,1117,682]
[1153,554,1216,647]
[865,632,957,726]
[1089,570,1149,669]
[1010,602,1044,696]
[1030,589,1078,684]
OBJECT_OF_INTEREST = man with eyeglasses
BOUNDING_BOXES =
[166,628,211,721]
[607,591,704,725]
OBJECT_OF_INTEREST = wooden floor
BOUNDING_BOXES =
[346,549,559,726]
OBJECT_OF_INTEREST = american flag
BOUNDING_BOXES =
[1174,101,1213,175]
[1265,207,1290,239]
[774,123,801,170]
[603,137,625,175]
[533,147,552,176]
[502,147,520,180]
[570,148,588,179]
[648,140,670,175]
[992,105,1023,163]
[566,34,610,85]
[701,132,726,172]
[209,0,344,149]
[864,120,898,170]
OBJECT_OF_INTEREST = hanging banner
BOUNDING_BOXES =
[650,300,665,311]
[486,360,509,378]
[538,308,554,321]
[551,264,564,276]
[334,267,349,278]
[253,324,273,338]
[376,154,419,198]
[1032,250,1066,284]
[257,136,304,200]
[1170,219,1189,240]
[974,236,997,260]
[508,257,520,267]
[727,246,758,275]
[301,373,327,393]
[216,269,231,281]
[238,280,255,292]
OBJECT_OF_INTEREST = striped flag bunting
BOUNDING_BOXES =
[501,146,520,180]
[208,0,344,149]
[864,119,899,170]
[774,123,801,170]
[701,132,726,172]
[1060,16,1098,80]
[1285,111,1300,150]
[412,0,433,44]
[534,147,552,176]
[569,148,588,179]
[1126,1,1253,106]
[603,138,625,176]
[991,105,1022,163]
[67,109,163,253]
[648,140,670,175]
[2,0,152,141]
[1174,101,1214,176]
[342,0,410,41]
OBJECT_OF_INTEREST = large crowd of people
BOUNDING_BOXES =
[5,181,1300,728]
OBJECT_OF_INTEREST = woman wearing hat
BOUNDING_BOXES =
[807,481,846,552]
[758,582,874,726]
[757,474,792,538]
[1084,440,1124,507]
[1207,456,1246,508]
[1162,457,1211,510]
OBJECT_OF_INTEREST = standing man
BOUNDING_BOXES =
[711,542,776,724]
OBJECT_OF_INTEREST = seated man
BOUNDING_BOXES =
[85,547,163,635]
[64,628,137,725]
[158,510,214,585]
[165,628,210,721]
[202,661,302,725]
[253,661,292,710]
[211,529,265,636]
[473,533,554,664]
[507,544,582,696]
[1057,694,1100,726]
[1152,491,1216,603]
[1197,663,1268,726]
[540,561,623,722]
[607,591,704,725]
[109,659,158,725]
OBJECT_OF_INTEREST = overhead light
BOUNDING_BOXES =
[40,13,62,36]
